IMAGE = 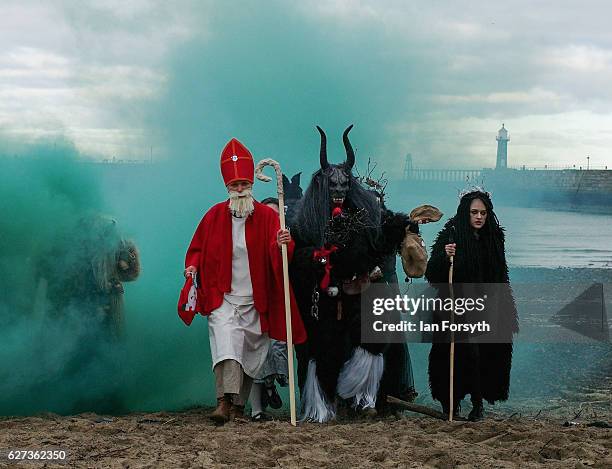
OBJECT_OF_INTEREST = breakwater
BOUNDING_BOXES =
[401,167,612,213]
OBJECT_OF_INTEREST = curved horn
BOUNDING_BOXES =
[316,126,329,169]
[343,124,355,169]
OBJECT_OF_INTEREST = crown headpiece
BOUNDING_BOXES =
[458,185,492,200]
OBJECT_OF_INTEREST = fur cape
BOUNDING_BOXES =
[425,219,519,407]
[290,194,411,402]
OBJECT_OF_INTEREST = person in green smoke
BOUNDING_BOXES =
[38,215,140,337]
[34,215,140,413]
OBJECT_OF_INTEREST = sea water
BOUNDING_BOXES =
[502,206,612,269]
[413,203,611,270]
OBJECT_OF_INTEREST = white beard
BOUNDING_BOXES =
[228,188,255,218]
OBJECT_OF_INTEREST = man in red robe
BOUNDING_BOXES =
[183,138,306,423]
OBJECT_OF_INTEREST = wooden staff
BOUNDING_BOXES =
[255,158,297,426]
[387,396,467,421]
[448,226,456,422]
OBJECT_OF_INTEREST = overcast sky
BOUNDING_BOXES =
[1,0,611,172]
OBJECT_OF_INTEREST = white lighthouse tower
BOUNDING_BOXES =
[496,124,509,169]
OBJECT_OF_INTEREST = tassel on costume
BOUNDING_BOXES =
[337,346,384,409]
[299,360,336,423]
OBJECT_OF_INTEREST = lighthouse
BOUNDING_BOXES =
[496,124,509,169]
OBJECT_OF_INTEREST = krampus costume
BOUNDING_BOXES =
[34,215,140,413]
[290,125,413,422]
[39,215,140,337]
[373,192,418,407]
[425,190,519,421]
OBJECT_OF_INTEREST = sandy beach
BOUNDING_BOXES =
[1,404,610,468]
[1,267,610,468]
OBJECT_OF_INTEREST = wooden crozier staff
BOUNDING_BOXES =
[255,158,297,426]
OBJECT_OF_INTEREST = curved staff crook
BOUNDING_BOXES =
[254,158,297,426]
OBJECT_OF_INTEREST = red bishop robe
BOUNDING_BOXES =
[184,200,307,344]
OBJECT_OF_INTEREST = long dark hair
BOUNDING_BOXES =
[292,168,381,247]
[292,124,381,247]
[449,190,507,282]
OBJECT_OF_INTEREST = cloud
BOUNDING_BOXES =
[0,1,188,158]
[545,45,612,73]
[1,0,611,169]
[433,88,566,105]
[390,111,612,170]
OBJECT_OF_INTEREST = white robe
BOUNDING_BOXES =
[207,215,269,378]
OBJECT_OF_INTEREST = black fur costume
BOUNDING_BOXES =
[425,191,518,413]
[39,215,140,336]
[35,215,140,413]
[290,126,411,421]
[375,196,417,405]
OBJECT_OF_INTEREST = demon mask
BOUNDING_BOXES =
[317,125,355,206]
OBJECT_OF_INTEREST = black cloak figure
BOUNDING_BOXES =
[290,125,412,422]
[34,215,140,413]
[282,172,303,226]
[371,191,418,407]
[40,215,140,337]
[425,190,519,421]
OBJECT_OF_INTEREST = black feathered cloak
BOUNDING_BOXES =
[290,204,381,402]
[376,208,417,405]
[290,201,411,403]
[425,221,519,408]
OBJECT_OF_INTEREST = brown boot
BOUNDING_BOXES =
[209,396,231,424]
[229,403,248,422]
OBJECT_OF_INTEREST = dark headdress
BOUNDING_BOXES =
[292,125,381,248]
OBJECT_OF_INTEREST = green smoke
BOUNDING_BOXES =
[0,1,433,415]
[0,139,223,415]
[142,1,435,174]
[0,140,116,415]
